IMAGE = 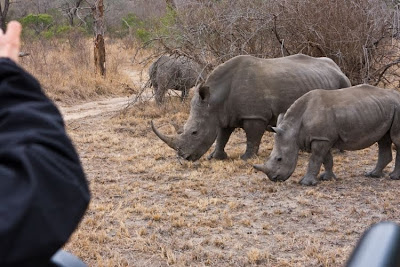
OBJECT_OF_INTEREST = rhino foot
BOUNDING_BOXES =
[319,171,337,181]
[207,150,228,160]
[389,171,400,180]
[365,170,384,178]
[300,175,318,186]
[240,152,256,161]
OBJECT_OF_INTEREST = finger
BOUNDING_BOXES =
[5,21,21,44]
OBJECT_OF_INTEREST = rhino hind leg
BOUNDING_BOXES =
[319,151,337,181]
[300,140,332,186]
[390,144,400,180]
[365,133,392,178]
[208,127,234,160]
[241,120,266,160]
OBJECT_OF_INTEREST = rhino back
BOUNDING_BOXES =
[151,55,203,90]
[298,85,400,151]
[204,54,350,127]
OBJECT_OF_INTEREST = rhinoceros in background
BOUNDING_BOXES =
[152,54,351,161]
[149,54,205,105]
[253,84,400,186]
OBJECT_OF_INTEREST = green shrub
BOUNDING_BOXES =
[41,30,54,39]
[136,28,151,43]
[20,14,54,35]
[121,13,152,43]
[55,25,73,35]
[122,13,145,29]
[154,7,177,36]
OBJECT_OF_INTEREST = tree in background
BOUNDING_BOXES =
[0,0,10,32]
[92,0,105,77]
[20,13,53,36]
[61,0,84,26]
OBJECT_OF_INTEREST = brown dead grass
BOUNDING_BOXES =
[63,97,400,267]
[19,38,138,105]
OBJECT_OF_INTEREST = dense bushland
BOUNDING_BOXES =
[148,0,400,87]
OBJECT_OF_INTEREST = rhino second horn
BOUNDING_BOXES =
[151,120,178,150]
[253,164,268,173]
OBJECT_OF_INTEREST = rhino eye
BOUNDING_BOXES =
[192,131,198,135]
[277,157,282,162]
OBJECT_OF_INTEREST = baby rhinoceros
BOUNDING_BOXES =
[149,55,204,105]
[254,84,400,186]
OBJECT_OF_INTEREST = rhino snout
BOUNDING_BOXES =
[253,164,288,182]
[269,174,279,182]
[177,150,201,161]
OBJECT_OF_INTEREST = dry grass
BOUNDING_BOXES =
[19,38,137,105]
[62,97,400,266]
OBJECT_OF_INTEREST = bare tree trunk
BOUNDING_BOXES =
[92,0,106,77]
[63,0,84,26]
[0,0,10,32]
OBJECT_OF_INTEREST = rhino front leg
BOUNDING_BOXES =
[365,133,392,178]
[241,119,266,160]
[155,86,166,105]
[208,127,234,160]
[300,140,331,186]
[319,151,337,181]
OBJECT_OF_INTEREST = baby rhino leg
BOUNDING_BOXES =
[300,140,331,186]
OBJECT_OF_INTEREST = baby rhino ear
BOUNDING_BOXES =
[198,85,210,102]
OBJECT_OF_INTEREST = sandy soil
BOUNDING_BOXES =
[59,97,132,121]
[58,80,400,267]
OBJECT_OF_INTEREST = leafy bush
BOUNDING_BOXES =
[120,13,152,43]
[154,6,177,36]
[136,28,151,43]
[20,14,54,35]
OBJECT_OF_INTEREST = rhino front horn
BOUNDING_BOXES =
[151,120,178,150]
[253,164,268,173]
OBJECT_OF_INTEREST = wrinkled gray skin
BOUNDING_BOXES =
[254,84,400,186]
[149,55,204,105]
[152,54,350,161]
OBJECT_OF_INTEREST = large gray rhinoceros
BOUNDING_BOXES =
[152,54,351,161]
[253,84,400,186]
[149,55,204,105]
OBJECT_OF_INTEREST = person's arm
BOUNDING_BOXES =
[0,22,90,266]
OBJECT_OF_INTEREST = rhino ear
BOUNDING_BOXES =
[267,126,284,135]
[277,113,285,125]
[198,85,210,102]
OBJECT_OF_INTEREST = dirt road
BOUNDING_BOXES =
[58,68,151,121]
[58,96,132,121]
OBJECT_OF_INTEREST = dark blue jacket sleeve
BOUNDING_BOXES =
[0,58,90,266]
